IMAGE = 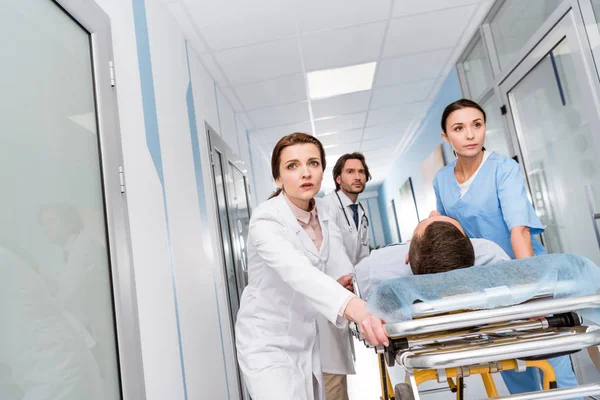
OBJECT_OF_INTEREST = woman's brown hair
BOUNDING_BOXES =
[268,132,326,199]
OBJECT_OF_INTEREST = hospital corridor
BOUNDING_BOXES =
[3,0,600,399]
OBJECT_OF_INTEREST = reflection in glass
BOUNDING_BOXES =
[508,38,600,264]
[481,94,511,158]
[491,0,562,70]
[1,0,121,398]
[214,152,241,320]
[461,38,494,99]
[228,164,250,291]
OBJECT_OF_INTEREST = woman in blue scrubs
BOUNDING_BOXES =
[433,99,580,396]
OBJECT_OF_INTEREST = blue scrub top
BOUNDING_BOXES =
[433,151,546,258]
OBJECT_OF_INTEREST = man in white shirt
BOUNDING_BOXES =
[355,214,511,300]
[319,153,372,400]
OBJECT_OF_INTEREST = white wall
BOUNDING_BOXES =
[247,136,274,203]
[95,0,250,398]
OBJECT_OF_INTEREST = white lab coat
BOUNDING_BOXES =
[322,191,370,265]
[235,194,355,400]
[317,191,370,376]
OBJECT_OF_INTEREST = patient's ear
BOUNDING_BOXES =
[405,252,409,265]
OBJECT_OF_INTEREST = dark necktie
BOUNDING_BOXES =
[349,204,359,229]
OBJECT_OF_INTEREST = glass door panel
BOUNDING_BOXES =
[1,1,121,398]
[501,11,600,387]
[207,124,251,399]
[212,150,241,320]
[228,164,251,292]
[506,39,600,263]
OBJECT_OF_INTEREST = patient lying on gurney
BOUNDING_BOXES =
[355,214,510,300]
[361,216,600,398]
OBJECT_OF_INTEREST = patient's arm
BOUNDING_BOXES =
[510,226,534,258]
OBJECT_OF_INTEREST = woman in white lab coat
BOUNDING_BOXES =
[235,132,388,400]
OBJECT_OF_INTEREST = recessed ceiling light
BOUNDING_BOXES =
[307,62,376,100]
[323,144,338,149]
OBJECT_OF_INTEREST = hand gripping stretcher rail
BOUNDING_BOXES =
[350,254,600,400]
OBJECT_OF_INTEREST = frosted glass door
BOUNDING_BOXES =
[1,1,121,398]
[501,11,600,388]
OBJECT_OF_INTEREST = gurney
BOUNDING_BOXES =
[350,254,600,400]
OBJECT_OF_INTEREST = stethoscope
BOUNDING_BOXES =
[335,190,369,247]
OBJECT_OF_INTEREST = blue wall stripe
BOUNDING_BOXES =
[185,41,232,400]
[131,0,163,184]
[131,0,188,398]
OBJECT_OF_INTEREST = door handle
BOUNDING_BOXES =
[584,185,600,249]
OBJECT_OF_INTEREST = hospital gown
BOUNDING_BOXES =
[433,151,580,397]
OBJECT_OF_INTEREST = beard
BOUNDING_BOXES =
[341,181,365,194]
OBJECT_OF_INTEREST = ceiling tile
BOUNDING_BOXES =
[394,0,480,17]
[301,22,386,72]
[165,2,208,54]
[366,102,425,126]
[384,5,477,58]
[234,73,306,110]
[363,122,411,141]
[237,112,254,130]
[375,49,453,87]
[183,0,297,50]
[360,133,401,152]
[311,91,371,119]
[214,37,303,86]
[220,87,244,112]
[199,53,228,86]
[298,0,391,33]
[250,121,314,144]
[316,128,363,147]
[362,148,398,163]
[314,112,366,135]
[370,80,435,109]
[247,102,311,130]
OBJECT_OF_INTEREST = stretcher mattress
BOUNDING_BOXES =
[367,253,600,323]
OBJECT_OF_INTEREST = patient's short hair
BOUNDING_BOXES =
[409,221,475,275]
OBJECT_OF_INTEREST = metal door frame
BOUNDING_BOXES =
[498,9,600,193]
[206,122,250,400]
[51,1,146,399]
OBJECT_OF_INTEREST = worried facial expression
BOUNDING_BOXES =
[276,143,323,210]
[336,159,367,195]
[442,107,486,158]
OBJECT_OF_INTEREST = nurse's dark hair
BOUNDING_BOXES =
[268,133,326,199]
[409,221,475,275]
[441,98,487,133]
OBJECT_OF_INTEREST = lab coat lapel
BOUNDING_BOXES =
[274,194,322,259]
[318,208,330,261]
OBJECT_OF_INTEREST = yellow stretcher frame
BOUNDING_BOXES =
[378,355,557,400]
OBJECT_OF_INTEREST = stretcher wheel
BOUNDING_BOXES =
[394,383,415,400]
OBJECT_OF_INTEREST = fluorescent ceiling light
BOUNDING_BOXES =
[307,62,376,100]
